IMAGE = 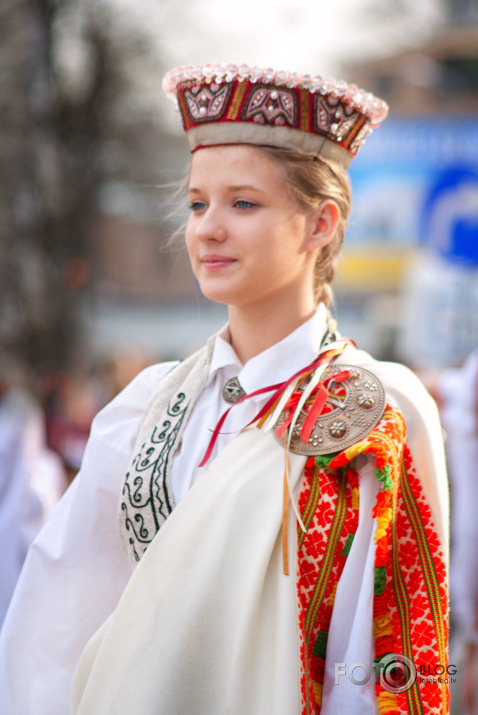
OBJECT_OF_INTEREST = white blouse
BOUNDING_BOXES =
[170,304,328,503]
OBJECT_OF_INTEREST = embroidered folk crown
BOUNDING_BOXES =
[162,62,389,168]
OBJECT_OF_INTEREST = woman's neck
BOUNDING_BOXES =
[227,301,317,365]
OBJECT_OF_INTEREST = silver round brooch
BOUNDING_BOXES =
[273,364,385,455]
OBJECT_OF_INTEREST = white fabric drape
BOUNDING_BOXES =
[72,427,304,714]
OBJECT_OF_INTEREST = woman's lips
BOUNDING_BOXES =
[201,254,237,270]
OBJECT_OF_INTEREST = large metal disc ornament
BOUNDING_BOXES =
[273,365,385,455]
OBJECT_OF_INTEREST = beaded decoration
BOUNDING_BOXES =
[162,63,389,167]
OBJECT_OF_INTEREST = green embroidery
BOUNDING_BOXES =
[313,629,328,659]
[341,532,355,557]
[374,565,386,595]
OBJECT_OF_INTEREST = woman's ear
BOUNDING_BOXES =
[305,200,340,251]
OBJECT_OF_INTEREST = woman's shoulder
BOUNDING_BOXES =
[89,361,179,455]
[339,345,437,414]
[340,345,448,554]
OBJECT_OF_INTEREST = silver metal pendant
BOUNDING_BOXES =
[223,376,247,404]
[273,365,385,456]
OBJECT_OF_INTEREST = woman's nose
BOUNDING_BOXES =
[195,207,227,242]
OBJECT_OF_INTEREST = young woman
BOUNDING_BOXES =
[0,63,449,715]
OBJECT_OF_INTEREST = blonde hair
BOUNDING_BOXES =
[257,147,352,306]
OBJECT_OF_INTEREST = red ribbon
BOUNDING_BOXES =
[198,349,352,468]
[300,383,330,442]
[198,383,283,467]
[275,369,352,443]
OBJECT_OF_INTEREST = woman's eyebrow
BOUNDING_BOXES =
[228,184,261,193]
[188,184,263,194]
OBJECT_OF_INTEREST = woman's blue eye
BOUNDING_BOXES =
[234,200,256,209]
[189,201,207,212]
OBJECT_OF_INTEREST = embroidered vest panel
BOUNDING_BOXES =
[119,342,213,564]
[120,389,188,562]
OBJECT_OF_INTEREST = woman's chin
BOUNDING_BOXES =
[198,286,239,306]
[196,277,243,306]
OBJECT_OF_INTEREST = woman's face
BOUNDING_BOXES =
[185,145,321,313]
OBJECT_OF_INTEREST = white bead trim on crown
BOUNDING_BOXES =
[162,62,389,125]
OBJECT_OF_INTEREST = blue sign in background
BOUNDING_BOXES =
[347,117,478,263]
[420,165,478,265]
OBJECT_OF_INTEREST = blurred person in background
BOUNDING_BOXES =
[0,362,65,629]
[41,351,151,486]
[42,370,100,487]
[438,347,478,715]
[0,63,450,714]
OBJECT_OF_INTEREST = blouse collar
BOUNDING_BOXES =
[208,303,329,394]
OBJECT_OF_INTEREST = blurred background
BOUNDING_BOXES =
[1,0,478,384]
[0,0,477,707]
[2,0,477,385]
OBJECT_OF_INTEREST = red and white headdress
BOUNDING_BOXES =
[163,62,388,168]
